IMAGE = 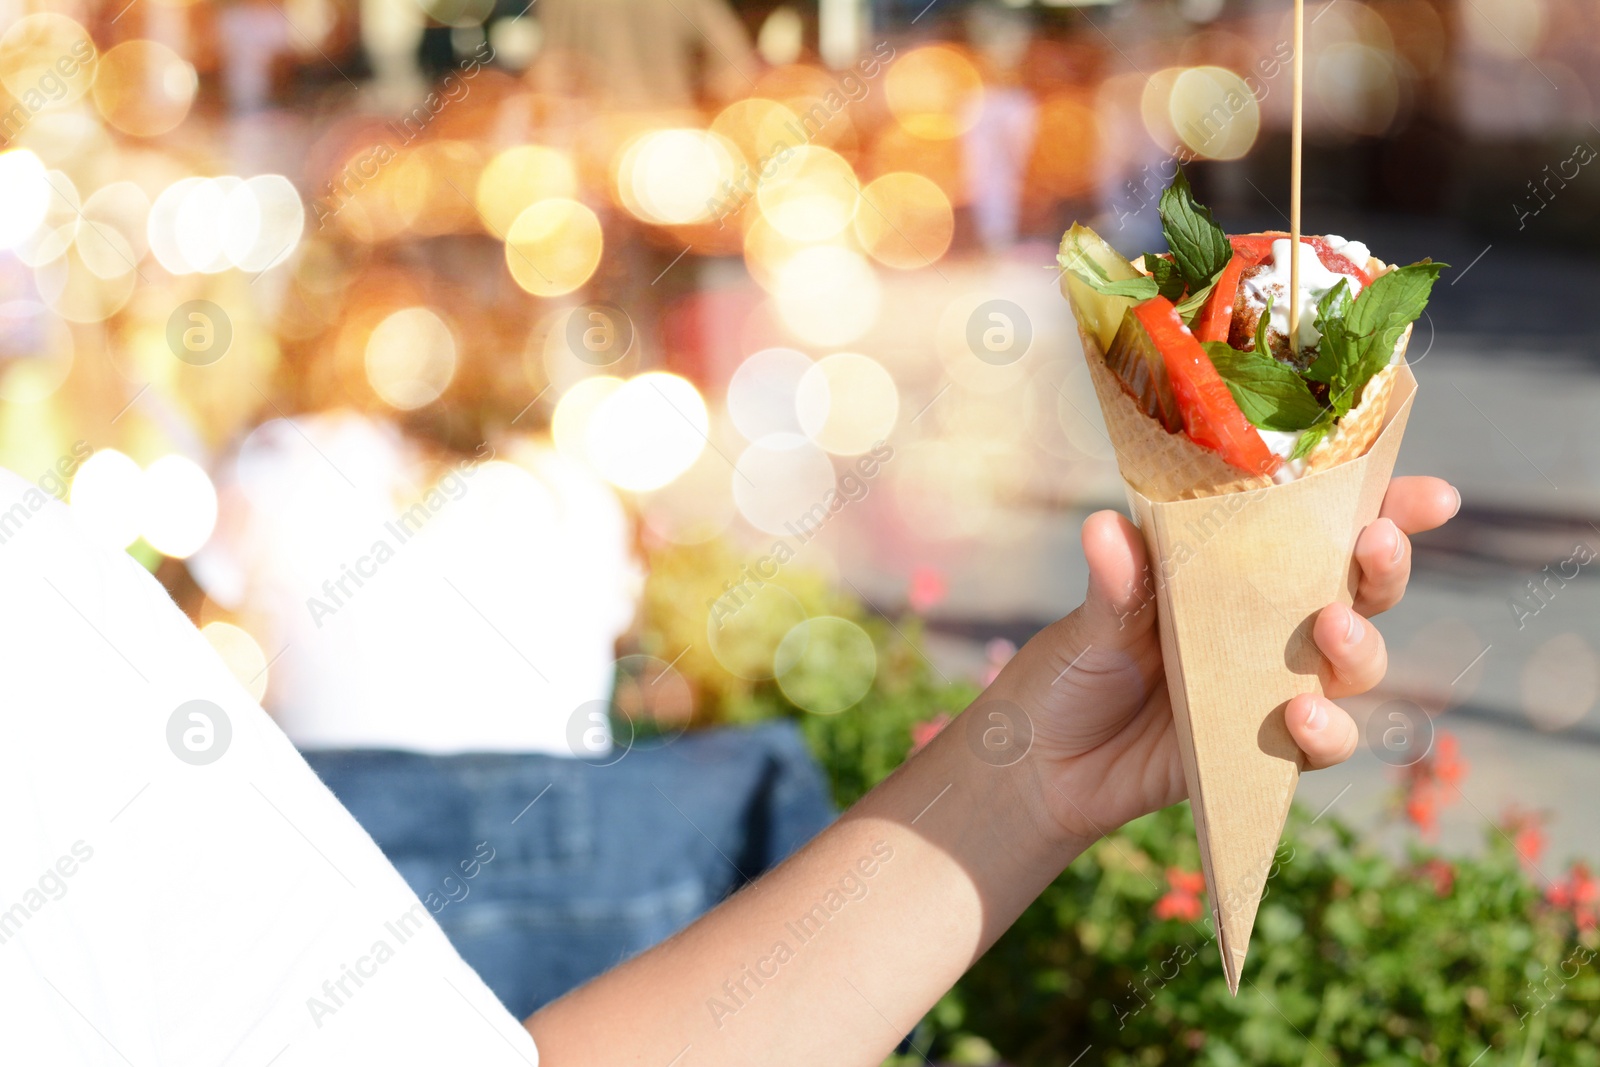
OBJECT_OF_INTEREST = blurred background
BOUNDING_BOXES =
[3,0,1599,1059]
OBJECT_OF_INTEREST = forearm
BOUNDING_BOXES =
[525,717,1088,1066]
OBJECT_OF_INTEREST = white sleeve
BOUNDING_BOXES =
[0,470,538,1066]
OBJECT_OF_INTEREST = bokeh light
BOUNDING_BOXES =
[365,306,458,410]
[773,245,880,347]
[1315,44,1402,137]
[885,45,983,140]
[141,454,217,558]
[475,145,578,235]
[620,129,740,226]
[709,97,802,174]
[0,14,97,106]
[732,437,837,536]
[1521,633,1600,732]
[775,616,877,715]
[1140,67,1185,151]
[1170,67,1260,160]
[756,144,859,241]
[706,581,807,681]
[77,181,151,279]
[92,40,197,138]
[585,372,709,492]
[853,172,953,270]
[795,352,899,455]
[147,174,304,275]
[0,150,51,250]
[552,374,624,465]
[504,198,602,296]
[70,448,143,549]
[727,346,813,446]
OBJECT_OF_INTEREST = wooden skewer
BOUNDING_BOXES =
[1288,0,1304,352]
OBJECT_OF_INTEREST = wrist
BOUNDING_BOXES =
[926,697,1092,867]
[957,678,1104,859]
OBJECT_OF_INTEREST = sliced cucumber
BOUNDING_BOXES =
[1103,303,1182,433]
[1057,224,1149,353]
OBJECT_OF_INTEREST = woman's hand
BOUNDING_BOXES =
[986,475,1461,847]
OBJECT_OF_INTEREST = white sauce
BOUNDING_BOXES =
[1323,234,1372,269]
[1257,428,1308,484]
[1240,239,1364,352]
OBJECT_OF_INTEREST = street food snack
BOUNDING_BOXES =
[1057,170,1445,992]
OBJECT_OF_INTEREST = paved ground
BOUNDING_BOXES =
[836,214,1600,870]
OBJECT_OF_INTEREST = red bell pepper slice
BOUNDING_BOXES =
[1193,250,1249,343]
[1229,233,1374,287]
[1134,297,1281,477]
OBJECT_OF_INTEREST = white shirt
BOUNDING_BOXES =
[191,413,638,755]
[0,465,539,1064]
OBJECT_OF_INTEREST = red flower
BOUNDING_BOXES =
[1420,858,1455,897]
[1405,782,1440,836]
[1154,892,1202,922]
[1401,731,1466,838]
[907,567,947,614]
[910,713,951,753]
[1502,807,1548,873]
[1432,733,1468,787]
[1153,867,1205,922]
[1546,863,1600,931]
[1166,867,1206,896]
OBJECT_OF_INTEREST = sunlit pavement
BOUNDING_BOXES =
[826,214,1600,867]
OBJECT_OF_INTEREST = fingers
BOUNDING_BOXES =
[1078,511,1154,636]
[1379,476,1460,536]
[1353,516,1411,616]
[1285,693,1359,770]
[1314,602,1387,699]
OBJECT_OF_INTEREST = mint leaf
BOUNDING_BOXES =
[1346,260,1446,338]
[1289,415,1334,461]
[1309,262,1444,411]
[1316,276,1352,325]
[1158,168,1232,294]
[1202,342,1326,432]
[1345,260,1447,384]
[1058,247,1159,300]
[1253,292,1274,355]
[1174,279,1215,322]
[1146,255,1187,302]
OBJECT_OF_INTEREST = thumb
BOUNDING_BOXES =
[1078,510,1156,640]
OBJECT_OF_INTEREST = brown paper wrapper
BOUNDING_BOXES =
[1073,317,1417,994]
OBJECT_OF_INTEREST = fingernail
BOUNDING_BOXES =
[1343,605,1360,645]
[1304,699,1327,732]
[1449,485,1462,517]
[1389,523,1405,565]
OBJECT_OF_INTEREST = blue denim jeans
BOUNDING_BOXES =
[303,722,836,1017]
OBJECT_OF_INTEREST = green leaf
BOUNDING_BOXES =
[1308,262,1445,413]
[1158,168,1233,293]
[1253,292,1275,355]
[1057,246,1159,300]
[1202,342,1327,432]
[1289,415,1334,460]
[1174,279,1216,323]
[1346,260,1447,338]
[1146,255,1187,302]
